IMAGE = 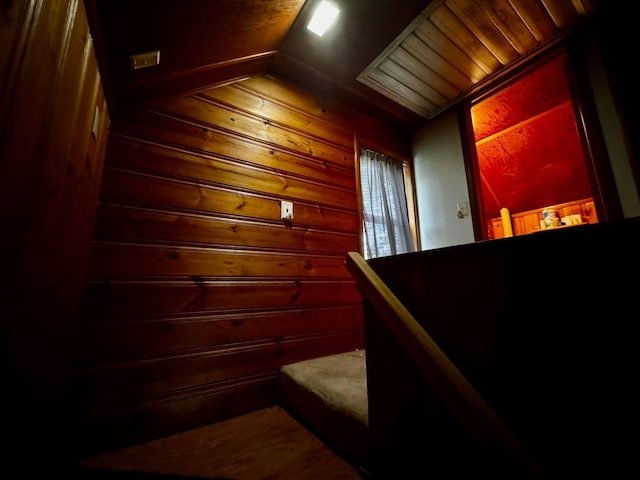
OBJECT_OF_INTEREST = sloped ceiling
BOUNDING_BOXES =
[357,0,595,120]
[85,0,307,115]
[86,0,597,133]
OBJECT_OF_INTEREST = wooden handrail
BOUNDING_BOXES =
[345,251,545,478]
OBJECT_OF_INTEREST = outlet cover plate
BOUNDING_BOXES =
[130,50,161,70]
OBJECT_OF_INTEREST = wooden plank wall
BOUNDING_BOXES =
[75,74,409,456]
[0,0,110,470]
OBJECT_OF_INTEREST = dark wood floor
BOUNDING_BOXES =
[75,406,364,480]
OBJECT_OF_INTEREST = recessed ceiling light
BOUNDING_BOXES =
[306,0,340,37]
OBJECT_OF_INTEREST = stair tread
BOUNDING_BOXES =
[280,349,368,426]
[279,349,368,466]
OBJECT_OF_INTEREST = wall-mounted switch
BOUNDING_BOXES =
[281,200,293,220]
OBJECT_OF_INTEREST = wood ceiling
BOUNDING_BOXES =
[86,0,598,135]
[358,0,595,120]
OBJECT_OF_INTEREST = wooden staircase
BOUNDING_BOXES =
[280,218,640,479]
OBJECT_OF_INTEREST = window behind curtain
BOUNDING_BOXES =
[359,148,415,259]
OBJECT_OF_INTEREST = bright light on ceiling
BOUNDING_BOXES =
[306,0,340,37]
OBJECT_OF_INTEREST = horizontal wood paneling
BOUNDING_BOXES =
[196,86,355,150]
[104,134,357,210]
[79,305,363,365]
[159,95,355,167]
[237,76,368,140]
[118,105,355,172]
[98,167,359,232]
[93,204,359,253]
[88,242,350,278]
[239,75,414,160]
[75,332,363,411]
[78,74,403,453]
[84,279,362,320]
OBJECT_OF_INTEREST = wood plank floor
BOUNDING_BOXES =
[75,406,364,480]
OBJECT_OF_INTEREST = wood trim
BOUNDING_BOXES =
[459,106,485,241]
[353,134,364,255]
[403,162,420,250]
[130,51,279,88]
[564,33,624,222]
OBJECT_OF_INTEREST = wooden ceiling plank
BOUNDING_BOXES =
[432,3,501,75]
[415,20,487,85]
[378,58,450,107]
[364,69,436,118]
[402,33,473,92]
[389,47,461,100]
[541,0,581,29]
[570,0,595,16]
[368,68,438,113]
[355,0,447,87]
[508,0,558,42]
[446,0,519,66]
[478,0,539,55]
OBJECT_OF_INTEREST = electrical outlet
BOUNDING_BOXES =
[129,50,161,70]
[281,200,293,220]
[456,201,469,217]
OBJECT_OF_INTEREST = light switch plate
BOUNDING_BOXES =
[281,200,293,220]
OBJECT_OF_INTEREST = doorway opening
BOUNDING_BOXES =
[467,48,610,240]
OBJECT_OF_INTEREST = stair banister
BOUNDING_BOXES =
[345,251,544,478]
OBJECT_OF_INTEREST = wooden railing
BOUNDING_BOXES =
[345,251,544,478]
